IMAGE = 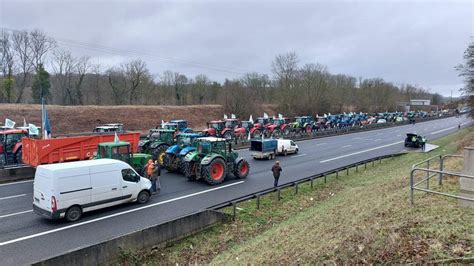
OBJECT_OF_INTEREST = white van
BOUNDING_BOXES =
[33,159,152,222]
[277,139,299,156]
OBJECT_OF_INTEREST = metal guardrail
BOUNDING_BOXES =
[410,154,474,205]
[209,153,404,217]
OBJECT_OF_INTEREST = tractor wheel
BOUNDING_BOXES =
[251,129,261,139]
[183,161,196,181]
[164,154,179,172]
[223,131,234,140]
[283,127,291,137]
[14,149,22,164]
[153,145,169,168]
[233,159,250,179]
[305,125,313,134]
[202,158,226,185]
[272,128,281,138]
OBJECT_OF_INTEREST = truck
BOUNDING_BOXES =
[21,132,141,167]
[250,139,278,160]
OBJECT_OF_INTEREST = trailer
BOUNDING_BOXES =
[250,139,278,160]
[22,132,140,167]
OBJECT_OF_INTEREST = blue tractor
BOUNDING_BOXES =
[169,120,193,133]
[163,132,202,173]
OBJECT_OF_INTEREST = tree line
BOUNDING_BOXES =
[1,29,444,118]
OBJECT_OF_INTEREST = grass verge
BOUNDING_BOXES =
[120,127,474,264]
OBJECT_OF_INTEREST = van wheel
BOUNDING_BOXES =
[137,191,150,204]
[284,150,288,156]
[295,148,299,154]
[65,206,82,222]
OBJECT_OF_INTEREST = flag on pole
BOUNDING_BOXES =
[4,118,15,128]
[231,114,236,119]
[249,115,254,123]
[247,130,251,141]
[23,118,27,127]
[28,123,39,136]
[42,98,52,139]
[161,120,165,128]
[263,112,268,119]
[114,132,120,143]
[224,114,228,120]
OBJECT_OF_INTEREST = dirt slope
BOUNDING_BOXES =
[0,104,225,135]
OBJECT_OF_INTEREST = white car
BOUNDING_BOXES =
[33,159,151,222]
[276,139,299,156]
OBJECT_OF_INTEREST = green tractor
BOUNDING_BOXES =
[96,141,151,175]
[138,128,176,166]
[182,137,250,185]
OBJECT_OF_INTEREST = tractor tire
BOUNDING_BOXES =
[202,158,226,185]
[183,161,196,181]
[223,131,234,140]
[283,127,291,137]
[272,128,281,138]
[164,154,179,172]
[233,159,250,179]
[305,125,313,134]
[178,157,187,174]
[153,145,169,168]
[14,149,22,164]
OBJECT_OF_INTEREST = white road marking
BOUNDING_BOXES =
[430,126,456,135]
[0,181,245,246]
[351,137,362,140]
[320,141,404,163]
[316,143,327,146]
[0,180,33,187]
[0,210,32,219]
[0,194,27,201]
[291,154,307,158]
[342,145,352,148]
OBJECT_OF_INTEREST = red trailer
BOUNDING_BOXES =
[22,132,140,167]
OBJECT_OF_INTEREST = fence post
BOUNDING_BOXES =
[277,188,281,201]
[364,162,367,169]
[324,174,327,183]
[256,194,260,210]
[336,171,339,178]
[346,168,349,175]
[379,157,382,164]
[310,177,314,189]
[410,171,414,205]
[426,160,430,190]
[439,156,444,185]
[295,182,298,194]
[372,160,375,167]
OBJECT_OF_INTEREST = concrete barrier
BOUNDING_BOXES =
[33,210,231,266]
[0,166,35,184]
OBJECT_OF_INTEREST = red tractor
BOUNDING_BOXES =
[250,117,273,138]
[266,117,291,137]
[234,120,253,141]
[202,120,234,140]
[0,128,28,165]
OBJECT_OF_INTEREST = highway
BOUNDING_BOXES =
[0,115,471,265]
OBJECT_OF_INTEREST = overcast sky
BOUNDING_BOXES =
[1,0,472,96]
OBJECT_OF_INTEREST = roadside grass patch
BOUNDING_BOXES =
[120,127,474,265]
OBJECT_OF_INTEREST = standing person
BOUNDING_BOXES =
[271,161,282,187]
[152,160,161,192]
[421,136,427,151]
[144,159,156,193]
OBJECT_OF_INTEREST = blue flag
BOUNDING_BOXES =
[42,98,52,139]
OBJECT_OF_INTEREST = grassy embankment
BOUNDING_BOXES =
[121,126,474,264]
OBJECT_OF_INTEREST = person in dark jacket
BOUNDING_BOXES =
[152,160,161,192]
[271,161,282,187]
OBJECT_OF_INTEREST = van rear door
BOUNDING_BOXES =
[33,167,53,212]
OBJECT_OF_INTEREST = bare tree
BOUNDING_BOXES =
[122,59,150,104]
[51,49,75,104]
[12,30,33,103]
[74,56,91,105]
[106,67,127,105]
[29,29,57,71]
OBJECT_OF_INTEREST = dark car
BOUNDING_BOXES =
[404,133,423,148]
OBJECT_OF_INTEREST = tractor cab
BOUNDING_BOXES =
[208,121,225,131]
[148,128,175,143]
[295,116,314,125]
[256,117,273,126]
[176,133,202,148]
[272,118,287,126]
[224,119,240,129]
[0,128,28,164]
[162,122,178,131]
[240,120,253,130]
[169,120,191,132]
[96,141,150,174]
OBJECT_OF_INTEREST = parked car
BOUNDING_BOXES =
[276,139,299,156]
[33,159,151,222]
[404,133,423,148]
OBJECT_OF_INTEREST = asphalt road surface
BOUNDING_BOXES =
[0,115,471,265]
